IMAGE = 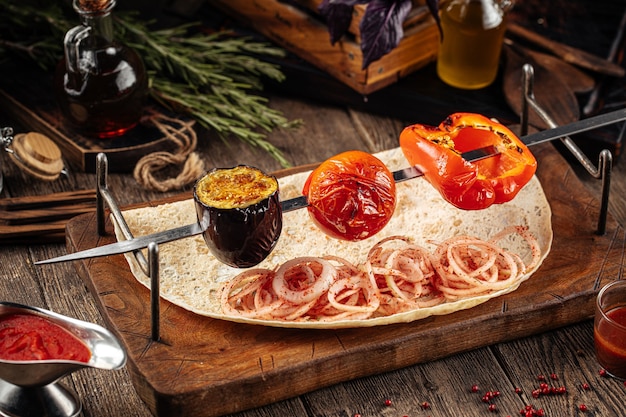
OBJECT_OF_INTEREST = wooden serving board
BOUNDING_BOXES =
[66,143,624,417]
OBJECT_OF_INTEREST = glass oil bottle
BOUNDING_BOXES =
[55,0,148,138]
[436,0,513,89]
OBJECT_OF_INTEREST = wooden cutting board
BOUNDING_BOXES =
[65,143,624,417]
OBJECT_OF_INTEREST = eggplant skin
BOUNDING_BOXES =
[194,167,282,268]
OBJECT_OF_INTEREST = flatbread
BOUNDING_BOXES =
[114,147,553,329]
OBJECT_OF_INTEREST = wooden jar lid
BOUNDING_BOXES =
[9,132,65,181]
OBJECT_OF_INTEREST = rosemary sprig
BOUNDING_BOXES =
[151,77,293,168]
[117,16,299,167]
[0,1,298,167]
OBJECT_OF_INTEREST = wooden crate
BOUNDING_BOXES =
[209,0,440,94]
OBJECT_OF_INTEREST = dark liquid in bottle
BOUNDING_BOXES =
[55,38,147,139]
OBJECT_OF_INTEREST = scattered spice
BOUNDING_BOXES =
[467,371,604,416]
[531,382,567,399]
[520,404,545,416]
[365,369,624,416]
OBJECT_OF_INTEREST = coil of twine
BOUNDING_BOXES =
[133,112,205,192]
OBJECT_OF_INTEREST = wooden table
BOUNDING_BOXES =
[2,88,626,416]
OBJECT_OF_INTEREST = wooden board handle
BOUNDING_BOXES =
[507,23,626,78]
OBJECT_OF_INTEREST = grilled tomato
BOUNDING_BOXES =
[194,165,282,268]
[302,150,396,241]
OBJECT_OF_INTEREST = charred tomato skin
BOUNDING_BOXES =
[194,166,282,268]
[303,150,396,241]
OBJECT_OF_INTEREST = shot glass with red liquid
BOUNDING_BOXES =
[594,280,626,379]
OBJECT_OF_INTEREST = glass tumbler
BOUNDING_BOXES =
[594,280,626,379]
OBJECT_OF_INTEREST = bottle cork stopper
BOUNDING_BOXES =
[9,132,65,181]
[76,0,113,13]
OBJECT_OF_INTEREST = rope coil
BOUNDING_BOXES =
[133,112,205,192]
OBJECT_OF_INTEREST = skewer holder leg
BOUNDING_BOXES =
[520,64,613,235]
[95,153,161,341]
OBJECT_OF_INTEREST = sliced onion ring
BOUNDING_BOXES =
[272,257,336,304]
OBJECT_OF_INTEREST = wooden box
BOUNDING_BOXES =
[208,0,440,94]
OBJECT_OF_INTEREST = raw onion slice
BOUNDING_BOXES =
[272,257,336,304]
[219,226,541,321]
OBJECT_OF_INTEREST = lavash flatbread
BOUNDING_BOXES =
[114,147,553,329]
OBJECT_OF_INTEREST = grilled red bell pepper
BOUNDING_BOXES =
[399,113,537,210]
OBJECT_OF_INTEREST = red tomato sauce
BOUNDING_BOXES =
[0,313,91,362]
[594,306,626,378]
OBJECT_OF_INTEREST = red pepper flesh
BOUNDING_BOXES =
[399,113,537,210]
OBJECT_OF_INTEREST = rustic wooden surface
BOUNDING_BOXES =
[2,91,626,416]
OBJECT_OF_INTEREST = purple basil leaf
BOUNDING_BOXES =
[318,0,370,44]
[425,0,442,40]
[359,0,412,69]
[318,0,355,44]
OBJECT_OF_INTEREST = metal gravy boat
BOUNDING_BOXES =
[0,301,126,417]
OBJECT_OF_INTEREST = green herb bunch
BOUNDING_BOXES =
[0,1,297,167]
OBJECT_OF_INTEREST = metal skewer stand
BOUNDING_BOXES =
[519,64,613,235]
[92,63,617,341]
[95,153,161,341]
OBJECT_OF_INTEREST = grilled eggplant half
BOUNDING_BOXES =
[193,165,282,268]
